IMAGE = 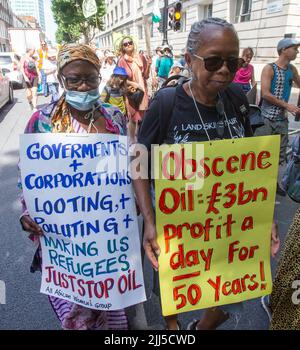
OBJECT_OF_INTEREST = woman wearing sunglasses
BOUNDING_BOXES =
[117,36,152,141]
[133,18,255,330]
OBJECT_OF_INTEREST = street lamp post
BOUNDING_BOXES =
[162,0,168,46]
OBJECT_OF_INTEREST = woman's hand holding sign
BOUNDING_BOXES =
[143,221,160,271]
[20,215,43,236]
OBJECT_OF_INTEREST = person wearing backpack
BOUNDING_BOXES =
[133,18,257,331]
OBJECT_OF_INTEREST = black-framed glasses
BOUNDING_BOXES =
[193,54,244,73]
[61,74,101,89]
[123,41,133,47]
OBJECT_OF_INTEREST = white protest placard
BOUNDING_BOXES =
[82,0,97,18]
[19,133,146,311]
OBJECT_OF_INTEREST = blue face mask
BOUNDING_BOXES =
[65,88,100,111]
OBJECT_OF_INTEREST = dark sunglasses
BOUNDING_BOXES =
[123,41,133,47]
[194,54,244,73]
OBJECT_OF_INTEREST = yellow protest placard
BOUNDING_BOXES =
[154,136,280,316]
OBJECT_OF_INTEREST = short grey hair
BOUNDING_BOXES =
[187,18,238,55]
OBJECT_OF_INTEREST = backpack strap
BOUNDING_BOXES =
[156,78,190,144]
[157,87,177,145]
[223,83,253,137]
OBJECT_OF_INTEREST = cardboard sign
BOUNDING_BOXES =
[19,133,146,311]
[155,136,280,316]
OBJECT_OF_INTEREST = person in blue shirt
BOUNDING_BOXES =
[156,46,174,88]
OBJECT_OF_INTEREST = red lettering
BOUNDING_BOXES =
[187,284,202,305]
[159,187,180,214]
[162,151,181,180]
[86,280,95,298]
[241,274,250,292]
[164,224,178,254]
[206,182,222,214]
[77,279,86,296]
[257,151,272,170]
[222,281,232,296]
[248,275,260,291]
[241,216,254,231]
[238,182,252,205]
[226,155,239,173]
[45,266,54,283]
[253,187,268,201]
[207,275,221,302]
[118,275,127,294]
[211,157,224,177]
[232,279,242,294]
[228,241,240,263]
[239,246,250,261]
[198,157,210,178]
[223,214,235,237]
[181,148,197,180]
[190,222,204,239]
[223,183,236,208]
[240,152,256,171]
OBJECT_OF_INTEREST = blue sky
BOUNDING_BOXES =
[45,0,57,44]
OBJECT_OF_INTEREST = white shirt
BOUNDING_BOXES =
[99,62,115,93]
[42,59,58,84]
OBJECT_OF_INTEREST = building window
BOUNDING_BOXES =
[138,25,143,40]
[198,3,213,21]
[115,6,118,22]
[120,1,124,18]
[111,11,114,26]
[126,0,130,16]
[204,4,213,18]
[235,0,252,23]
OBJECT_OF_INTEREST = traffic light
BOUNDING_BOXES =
[173,2,182,31]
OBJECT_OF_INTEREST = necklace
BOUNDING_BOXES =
[85,106,98,133]
[188,80,234,140]
[80,105,98,133]
[188,81,211,140]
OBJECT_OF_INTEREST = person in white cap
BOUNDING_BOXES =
[256,37,300,196]
[99,50,116,93]
[42,48,59,102]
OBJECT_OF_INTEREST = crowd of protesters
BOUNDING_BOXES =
[18,18,300,331]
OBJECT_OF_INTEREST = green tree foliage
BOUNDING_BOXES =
[52,0,106,44]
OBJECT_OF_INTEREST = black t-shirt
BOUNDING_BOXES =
[138,84,251,150]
